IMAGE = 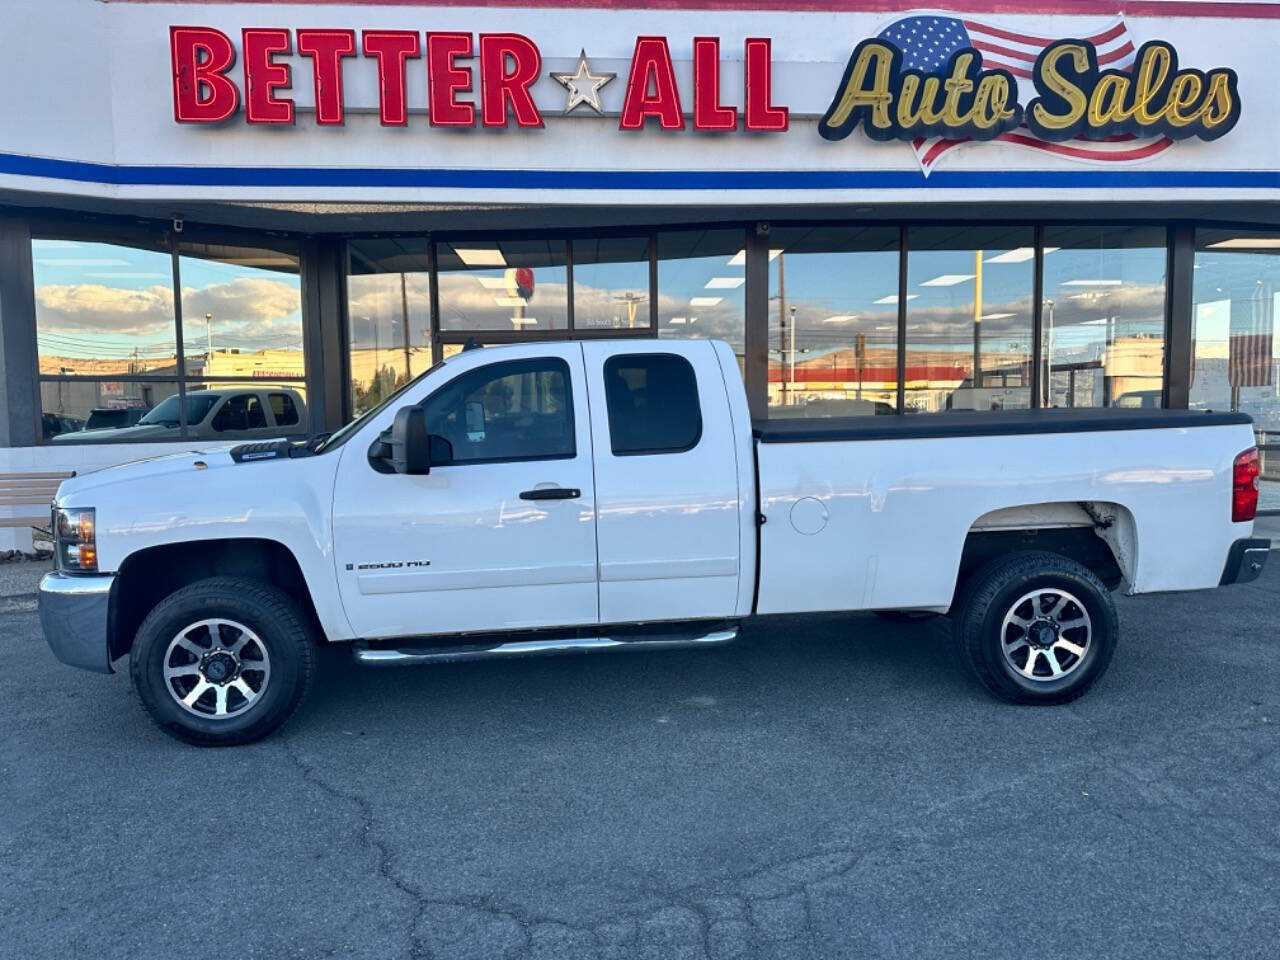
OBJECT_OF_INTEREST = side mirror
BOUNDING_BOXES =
[390,406,431,475]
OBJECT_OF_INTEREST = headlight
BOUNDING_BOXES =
[54,507,97,572]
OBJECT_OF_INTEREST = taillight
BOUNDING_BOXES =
[1233,448,1260,523]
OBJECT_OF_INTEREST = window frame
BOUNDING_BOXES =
[741,219,1176,419]
[29,220,307,444]
[429,233,662,345]
[417,355,578,467]
[602,352,704,457]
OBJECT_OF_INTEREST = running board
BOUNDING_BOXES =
[352,627,739,667]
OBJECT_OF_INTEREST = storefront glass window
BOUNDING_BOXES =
[905,227,1035,413]
[347,238,433,417]
[766,226,900,417]
[1192,231,1280,419]
[179,243,304,379]
[572,237,652,332]
[38,379,182,442]
[1041,226,1167,409]
[657,229,747,377]
[436,239,568,333]
[33,238,176,379]
[1193,230,1280,511]
[34,233,306,442]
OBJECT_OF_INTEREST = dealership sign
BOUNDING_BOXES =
[169,15,1240,172]
[171,28,789,130]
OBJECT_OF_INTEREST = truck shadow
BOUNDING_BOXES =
[297,612,969,739]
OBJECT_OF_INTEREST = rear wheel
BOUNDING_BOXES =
[130,577,315,746]
[952,551,1117,705]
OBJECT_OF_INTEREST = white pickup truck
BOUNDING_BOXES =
[39,340,1269,745]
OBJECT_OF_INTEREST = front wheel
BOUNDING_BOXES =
[130,577,316,746]
[952,551,1117,705]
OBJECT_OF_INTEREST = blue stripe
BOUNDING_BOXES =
[1,150,1278,191]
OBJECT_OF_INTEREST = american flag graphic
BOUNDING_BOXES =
[1229,283,1275,389]
[877,15,1174,175]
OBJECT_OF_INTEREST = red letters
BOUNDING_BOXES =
[427,32,475,127]
[619,36,684,130]
[167,27,789,135]
[170,26,239,123]
[744,37,788,132]
[242,28,294,124]
[297,30,356,125]
[479,34,543,128]
[362,30,420,126]
[692,37,736,131]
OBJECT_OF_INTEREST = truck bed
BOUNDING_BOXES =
[752,408,1258,615]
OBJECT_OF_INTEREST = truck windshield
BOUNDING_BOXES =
[137,394,219,427]
[314,359,447,454]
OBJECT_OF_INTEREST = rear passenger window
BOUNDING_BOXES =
[269,393,299,427]
[604,354,701,456]
[212,394,267,432]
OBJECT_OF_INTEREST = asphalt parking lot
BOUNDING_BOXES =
[2,557,1278,960]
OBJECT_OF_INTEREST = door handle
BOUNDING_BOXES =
[519,487,581,501]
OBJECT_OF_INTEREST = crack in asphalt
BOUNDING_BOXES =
[278,696,1280,960]
[280,737,437,960]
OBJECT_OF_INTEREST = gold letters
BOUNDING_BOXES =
[1029,43,1090,133]
[821,36,1240,146]
[822,41,895,133]
[1026,40,1240,142]
[820,39,1019,141]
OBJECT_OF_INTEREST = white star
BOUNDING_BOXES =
[550,50,616,116]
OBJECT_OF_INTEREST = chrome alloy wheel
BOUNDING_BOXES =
[999,588,1092,682]
[163,618,271,720]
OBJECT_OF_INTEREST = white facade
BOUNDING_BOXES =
[4,0,1280,552]
[0,1,1276,207]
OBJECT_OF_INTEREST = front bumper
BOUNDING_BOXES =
[38,572,116,674]
[1220,538,1271,586]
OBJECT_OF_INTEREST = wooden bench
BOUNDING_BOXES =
[0,471,74,529]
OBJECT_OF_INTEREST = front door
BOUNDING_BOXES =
[331,344,598,639]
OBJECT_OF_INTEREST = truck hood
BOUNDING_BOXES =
[54,446,242,505]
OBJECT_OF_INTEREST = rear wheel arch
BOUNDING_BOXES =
[110,538,325,663]
[955,501,1138,602]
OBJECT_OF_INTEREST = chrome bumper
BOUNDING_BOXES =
[38,572,116,674]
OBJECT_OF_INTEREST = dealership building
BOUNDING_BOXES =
[2,0,1280,549]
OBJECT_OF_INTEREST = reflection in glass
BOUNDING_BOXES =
[1192,231,1280,425]
[905,227,1034,413]
[32,238,177,377]
[436,239,568,332]
[178,242,303,380]
[185,382,309,436]
[767,226,899,417]
[1041,226,1167,408]
[657,230,747,377]
[1192,231,1280,509]
[41,380,310,444]
[572,237,651,331]
[347,238,433,417]
[40,379,180,442]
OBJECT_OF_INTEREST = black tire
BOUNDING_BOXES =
[952,551,1117,705]
[130,576,316,746]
